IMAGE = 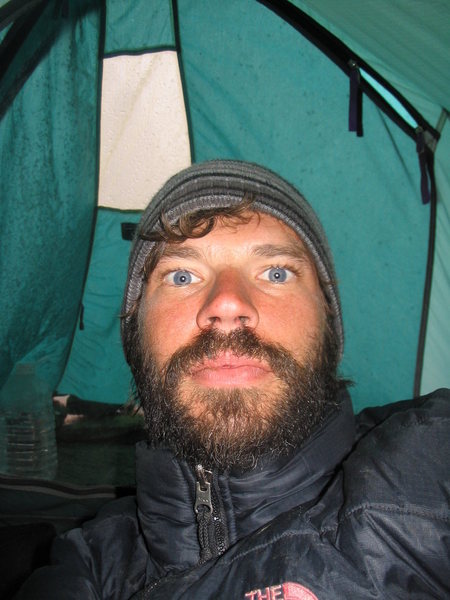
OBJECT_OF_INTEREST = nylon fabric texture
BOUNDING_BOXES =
[14,389,450,599]
[0,0,101,391]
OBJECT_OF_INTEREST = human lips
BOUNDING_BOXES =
[189,353,271,387]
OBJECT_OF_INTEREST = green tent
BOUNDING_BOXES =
[1,3,449,594]
[1,0,449,456]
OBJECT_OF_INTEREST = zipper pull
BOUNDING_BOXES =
[195,465,214,563]
[194,465,213,514]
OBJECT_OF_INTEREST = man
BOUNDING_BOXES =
[18,161,449,599]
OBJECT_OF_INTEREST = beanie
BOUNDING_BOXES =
[121,160,343,361]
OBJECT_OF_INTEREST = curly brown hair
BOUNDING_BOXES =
[141,194,256,281]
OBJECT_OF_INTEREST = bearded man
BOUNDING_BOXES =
[17,161,449,600]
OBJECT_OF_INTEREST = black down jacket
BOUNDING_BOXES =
[17,389,450,599]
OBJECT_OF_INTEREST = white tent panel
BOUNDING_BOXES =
[98,51,191,210]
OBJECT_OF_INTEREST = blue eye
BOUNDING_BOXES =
[263,267,290,283]
[166,270,199,286]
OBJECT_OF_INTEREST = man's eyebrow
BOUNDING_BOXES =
[251,243,309,262]
[158,246,203,261]
[156,243,309,263]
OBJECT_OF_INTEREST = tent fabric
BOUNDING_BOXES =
[57,208,141,404]
[104,0,174,55]
[422,126,450,394]
[0,0,101,391]
[98,51,191,210]
[293,0,450,125]
[1,0,448,421]
[292,0,450,395]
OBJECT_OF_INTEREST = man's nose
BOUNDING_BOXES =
[196,269,259,332]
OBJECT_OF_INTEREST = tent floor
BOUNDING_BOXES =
[53,395,146,487]
[0,403,146,597]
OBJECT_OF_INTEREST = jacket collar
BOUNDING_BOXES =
[135,390,355,572]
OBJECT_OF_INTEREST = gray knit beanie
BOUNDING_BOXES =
[121,160,343,362]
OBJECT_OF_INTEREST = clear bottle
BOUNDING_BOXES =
[0,363,57,479]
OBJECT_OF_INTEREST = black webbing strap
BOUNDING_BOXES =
[415,128,437,205]
[348,61,363,137]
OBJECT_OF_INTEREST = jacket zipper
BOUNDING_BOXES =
[195,464,229,563]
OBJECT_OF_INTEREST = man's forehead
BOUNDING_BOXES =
[157,241,310,263]
[157,210,311,262]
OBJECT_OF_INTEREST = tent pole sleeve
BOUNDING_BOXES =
[413,144,437,396]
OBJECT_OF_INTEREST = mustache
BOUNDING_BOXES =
[161,327,306,388]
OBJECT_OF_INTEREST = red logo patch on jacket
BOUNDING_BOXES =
[244,581,319,599]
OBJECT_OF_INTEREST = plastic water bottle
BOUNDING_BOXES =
[0,363,58,479]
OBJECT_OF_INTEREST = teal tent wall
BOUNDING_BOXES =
[293,0,450,399]
[1,0,448,415]
[0,0,102,391]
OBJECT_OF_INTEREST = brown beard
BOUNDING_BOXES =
[130,325,341,472]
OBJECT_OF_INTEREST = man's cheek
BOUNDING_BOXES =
[146,310,195,367]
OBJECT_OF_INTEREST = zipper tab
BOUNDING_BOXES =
[194,465,212,514]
